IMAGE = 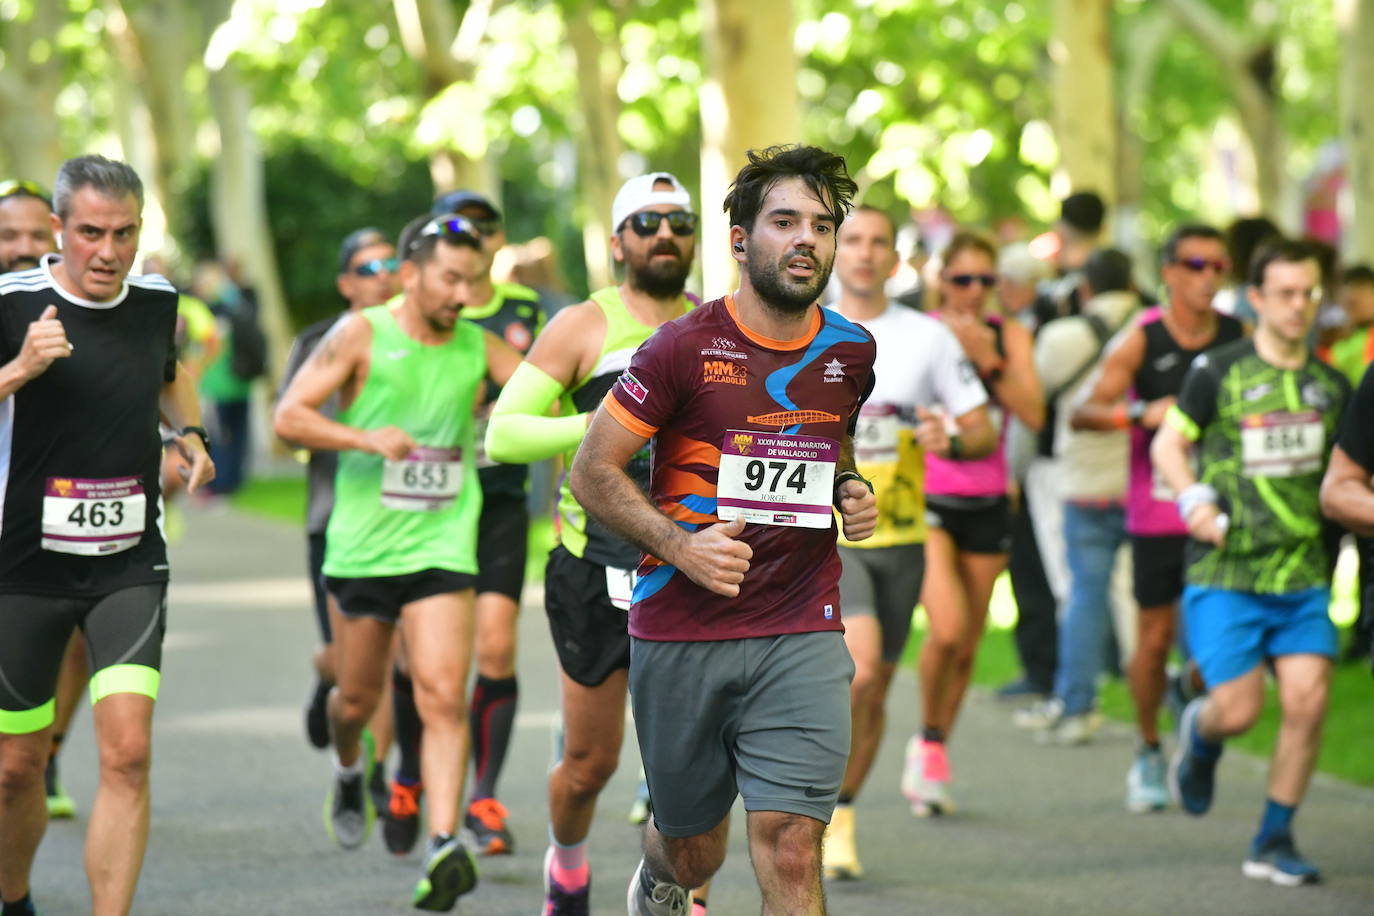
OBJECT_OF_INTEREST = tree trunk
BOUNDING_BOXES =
[0,2,65,185]
[395,0,496,200]
[102,1,176,251]
[568,10,624,292]
[205,63,291,375]
[699,0,801,297]
[118,0,199,239]
[1163,0,1290,224]
[1051,0,1117,207]
[1339,0,1374,264]
[1116,11,1173,282]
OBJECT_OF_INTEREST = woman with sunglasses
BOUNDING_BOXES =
[902,231,1044,817]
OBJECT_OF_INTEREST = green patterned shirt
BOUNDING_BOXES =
[1165,339,1350,593]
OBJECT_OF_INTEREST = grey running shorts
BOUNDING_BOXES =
[629,630,854,837]
[838,543,926,663]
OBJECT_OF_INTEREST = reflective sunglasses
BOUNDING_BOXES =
[623,210,698,237]
[946,273,997,288]
[411,214,482,251]
[0,179,51,205]
[353,257,399,277]
[1176,256,1230,274]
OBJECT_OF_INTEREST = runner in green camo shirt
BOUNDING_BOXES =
[1151,239,1349,889]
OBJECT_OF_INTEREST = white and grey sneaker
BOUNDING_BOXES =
[626,858,690,916]
[1034,711,1101,746]
[1012,698,1064,731]
[1126,746,1169,812]
[323,769,373,850]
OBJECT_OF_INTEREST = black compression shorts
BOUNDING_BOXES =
[0,583,167,734]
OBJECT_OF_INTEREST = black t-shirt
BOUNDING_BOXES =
[1337,361,1374,473]
[0,259,178,596]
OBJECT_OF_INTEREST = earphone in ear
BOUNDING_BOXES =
[733,243,744,252]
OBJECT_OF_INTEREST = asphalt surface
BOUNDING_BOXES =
[28,504,1374,915]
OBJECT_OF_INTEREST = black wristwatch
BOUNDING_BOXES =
[833,470,874,507]
[180,425,212,451]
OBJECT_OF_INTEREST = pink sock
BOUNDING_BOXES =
[692,902,708,915]
[550,841,589,889]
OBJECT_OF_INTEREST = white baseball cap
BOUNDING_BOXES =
[611,172,693,232]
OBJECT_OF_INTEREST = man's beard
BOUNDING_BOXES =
[747,247,832,314]
[627,242,691,299]
[1,255,39,273]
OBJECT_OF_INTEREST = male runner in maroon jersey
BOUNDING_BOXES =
[573,144,878,916]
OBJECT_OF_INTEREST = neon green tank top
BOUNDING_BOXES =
[557,287,692,567]
[323,305,487,578]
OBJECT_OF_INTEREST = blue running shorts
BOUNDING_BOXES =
[1182,585,1337,688]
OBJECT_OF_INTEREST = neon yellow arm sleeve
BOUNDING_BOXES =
[485,361,589,463]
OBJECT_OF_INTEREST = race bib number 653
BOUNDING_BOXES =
[716,430,837,528]
[382,446,463,511]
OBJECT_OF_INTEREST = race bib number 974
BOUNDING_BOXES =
[382,446,463,511]
[42,476,146,555]
[716,430,837,528]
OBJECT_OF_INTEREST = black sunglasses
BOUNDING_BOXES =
[411,214,481,252]
[623,210,697,237]
[354,257,399,277]
[947,273,997,288]
[0,179,51,206]
[1175,256,1230,274]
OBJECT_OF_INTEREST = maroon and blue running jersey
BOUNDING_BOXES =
[603,295,876,642]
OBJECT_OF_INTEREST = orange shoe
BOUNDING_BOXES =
[464,797,514,855]
[384,780,423,855]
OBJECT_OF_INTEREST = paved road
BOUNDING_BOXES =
[29,505,1374,915]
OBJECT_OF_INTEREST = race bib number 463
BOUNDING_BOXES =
[42,476,146,555]
[717,430,837,528]
[382,446,463,511]
[1240,410,1324,477]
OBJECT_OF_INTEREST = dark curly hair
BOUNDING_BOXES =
[723,145,858,234]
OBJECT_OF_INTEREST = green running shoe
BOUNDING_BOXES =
[45,756,76,820]
[413,834,478,911]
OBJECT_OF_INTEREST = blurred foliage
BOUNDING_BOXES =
[1,0,1349,327]
[181,143,435,328]
[798,0,1054,226]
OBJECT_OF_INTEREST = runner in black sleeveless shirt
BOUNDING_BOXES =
[0,156,213,916]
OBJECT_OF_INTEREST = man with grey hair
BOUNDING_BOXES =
[0,154,214,916]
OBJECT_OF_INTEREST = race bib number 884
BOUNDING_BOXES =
[1240,411,1324,478]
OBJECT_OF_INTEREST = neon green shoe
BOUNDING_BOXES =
[45,757,76,820]
[413,835,478,911]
